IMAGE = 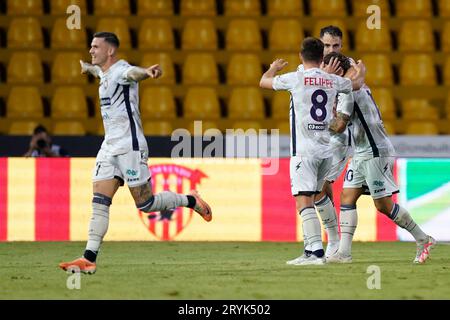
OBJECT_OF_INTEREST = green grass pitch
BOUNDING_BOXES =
[1,241,449,300]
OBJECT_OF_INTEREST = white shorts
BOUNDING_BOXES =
[290,156,333,196]
[92,148,151,188]
[343,157,399,200]
[326,144,352,182]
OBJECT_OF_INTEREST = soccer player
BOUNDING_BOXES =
[259,37,366,265]
[326,53,436,264]
[59,32,212,274]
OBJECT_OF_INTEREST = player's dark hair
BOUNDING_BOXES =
[33,125,48,135]
[323,52,351,73]
[93,32,120,48]
[301,37,324,63]
[320,25,343,39]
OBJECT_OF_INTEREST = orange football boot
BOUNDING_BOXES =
[189,190,212,222]
[59,257,96,274]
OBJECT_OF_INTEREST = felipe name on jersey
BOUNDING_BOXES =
[304,76,333,88]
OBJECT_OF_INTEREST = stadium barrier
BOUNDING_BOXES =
[0,158,448,242]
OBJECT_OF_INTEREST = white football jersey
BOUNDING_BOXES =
[98,60,147,155]
[337,85,395,159]
[273,67,352,159]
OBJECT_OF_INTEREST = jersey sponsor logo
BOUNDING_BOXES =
[100,97,111,106]
[308,123,326,131]
[374,188,386,194]
[373,180,384,187]
[126,169,138,177]
[138,164,208,241]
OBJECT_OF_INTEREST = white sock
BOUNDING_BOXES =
[339,205,358,257]
[86,194,111,254]
[315,195,339,242]
[390,204,427,243]
[300,207,323,252]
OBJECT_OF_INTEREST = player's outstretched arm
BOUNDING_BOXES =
[80,60,101,78]
[259,59,288,89]
[126,65,162,82]
[345,60,366,90]
[329,112,350,134]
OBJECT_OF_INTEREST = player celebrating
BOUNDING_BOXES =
[326,53,436,264]
[260,37,366,265]
[59,32,212,274]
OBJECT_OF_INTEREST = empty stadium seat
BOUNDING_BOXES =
[140,87,176,119]
[396,0,432,17]
[227,54,262,85]
[398,20,434,52]
[271,53,301,72]
[405,122,439,135]
[51,18,87,49]
[226,19,262,51]
[361,55,394,86]
[137,0,173,16]
[143,121,173,136]
[269,20,304,51]
[224,0,261,16]
[184,87,221,119]
[382,121,395,135]
[310,0,347,17]
[183,54,218,85]
[141,53,176,85]
[8,0,43,15]
[94,0,130,15]
[187,121,220,135]
[232,121,263,131]
[370,88,396,120]
[8,121,41,135]
[273,121,291,135]
[53,121,86,135]
[353,0,390,17]
[52,87,88,119]
[441,22,450,52]
[439,0,450,17]
[7,86,43,118]
[400,54,436,85]
[8,18,43,49]
[228,88,265,119]
[182,19,217,50]
[355,21,392,52]
[181,0,216,16]
[444,57,450,85]
[52,52,87,84]
[267,0,303,17]
[51,0,87,15]
[96,18,131,49]
[8,52,43,84]
[271,91,291,119]
[401,100,439,120]
[139,19,174,50]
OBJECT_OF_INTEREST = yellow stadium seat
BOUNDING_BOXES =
[182,19,218,50]
[353,0,390,17]
[52,87,88,119]
[140,87,176,119]
[183,54,218,85]
[355,21,392,52]
[141,53,175,85]
[400,54,436,86]
[53,121,86,135]
[137,0,173,16]
[267,0,303,17]
[7,86,43,118]
[313,20,348,51]
[51,0,87,15]
[441,22,450,52]
[8,121,41,135]
[370,88,396,121]
[51,18,87,49]
[232,121,263,132]
[143,121,173,136]
[444,57,450,85]
[271,91,291,119]
[96,18,131,49]
[396,0,432,17]
[187,121,220,135]
[225,0,261,16]
[405,122,439,135]
[8,0,43,15]
[269,20,304,51]
[361,54,393,86]
[184,87,221,119]
[52,52,87,84]
[228,88,265,120]
[398,20,434,52]
[181,0,216,16]
[8,18,43,49]
[439,0,450,17]
[226,19,262,51]
[139,19,174,50]
[402,100,439,120]
[8,52,43,84]
[271,52,301,72]
[227,54,262,85]
[273,121,291,135]
[310,0,346,17]
[382,121,395,135]
[94,0,130,15]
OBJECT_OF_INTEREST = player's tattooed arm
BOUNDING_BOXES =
[329,112,350,134]
[126,65,162,82]
[259,59,288,89]
[80,60,101,78]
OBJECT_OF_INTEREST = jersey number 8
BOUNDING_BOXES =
[310,89,328,122]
